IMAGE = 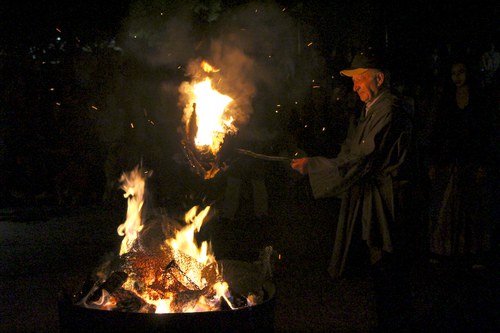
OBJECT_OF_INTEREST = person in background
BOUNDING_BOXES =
[427,56,495,269]
[480,41,500,88]
[291,49,415,332]
[219,119,271,222]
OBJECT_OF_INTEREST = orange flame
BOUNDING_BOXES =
[112,168,233,313]
[201,60,220,73]
[117,166,145,255]
[180,61,236,155]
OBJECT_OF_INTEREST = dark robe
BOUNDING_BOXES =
[428,84,494,257]
[305,89,413,278]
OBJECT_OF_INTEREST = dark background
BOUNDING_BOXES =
[2,0,498,54]
[0,2,498,332]
[0,0,499,208]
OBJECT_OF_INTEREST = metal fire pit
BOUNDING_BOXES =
[58,276,275,333]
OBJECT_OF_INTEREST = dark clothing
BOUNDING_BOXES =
[304,89,414,332]
[429,89,492,167]
[218,126,272,220]
[305,90,413,278]
[428,86,494,257]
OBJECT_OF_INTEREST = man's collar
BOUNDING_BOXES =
[365,89,388,112]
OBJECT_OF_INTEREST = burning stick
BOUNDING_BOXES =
[181,141,211,178]
[235,148,292,162]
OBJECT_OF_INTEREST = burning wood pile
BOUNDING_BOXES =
[66,167,274,314]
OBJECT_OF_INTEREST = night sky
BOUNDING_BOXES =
[1,0,130,46]
[2,0,498,52]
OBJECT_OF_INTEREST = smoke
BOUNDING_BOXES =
[204,1,305,126]
[119,0,323,127]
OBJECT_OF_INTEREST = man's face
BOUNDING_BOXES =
[351,69,383,103]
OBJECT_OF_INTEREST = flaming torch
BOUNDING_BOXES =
[180,60,237,179]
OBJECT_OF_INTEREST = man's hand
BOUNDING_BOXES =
[291,158,310,175]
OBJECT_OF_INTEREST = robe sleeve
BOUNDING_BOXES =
[307,108,394,199]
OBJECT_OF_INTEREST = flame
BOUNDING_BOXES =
[192,78,233,153]
[117,166,145,255]
[167,205,213,265]
[214,281,235,310]
[78,58,271,312]
[99,168,234,313]
[181,61,236,155]
[164,205,216,290]
[201,60,220,73]
[155,299,171,314]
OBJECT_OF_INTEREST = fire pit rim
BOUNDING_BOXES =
[58,280,276,332]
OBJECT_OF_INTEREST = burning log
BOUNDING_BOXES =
[77,271,128,305]
[121,250,174,288]
[169,289,212,313]
[164,260,201,291]
[113,288,156,313]
[91,271,128,300]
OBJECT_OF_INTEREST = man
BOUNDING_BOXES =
[291,49,414,332]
